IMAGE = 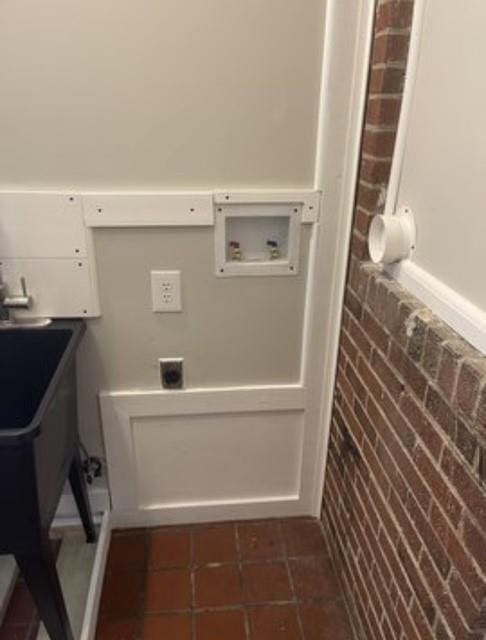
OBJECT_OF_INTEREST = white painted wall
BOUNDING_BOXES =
[395,0,486,314]
[76,227,309,453]
[0,0,324,189]
[0,0,374,521]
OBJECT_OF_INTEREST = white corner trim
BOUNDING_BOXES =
[83,192,214,227]
[213,190,321,223]
[388,260,486,355]
[79,511,112,640]
[308,0,377,515]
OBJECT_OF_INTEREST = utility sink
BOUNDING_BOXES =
[0,319,96,640]
[0,322,81,441]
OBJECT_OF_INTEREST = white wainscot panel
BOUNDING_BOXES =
[133,411,303,509]
[0,193,87,258]
[100,386,307,525]
[0,258,98,318]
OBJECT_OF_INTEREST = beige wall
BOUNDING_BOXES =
[0,0,325,190]
[397,0,486,312]
[77,227,310,453]
[0,0,326,455]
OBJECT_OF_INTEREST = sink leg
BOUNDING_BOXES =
[69,446,97,544]
[15,537,74,640]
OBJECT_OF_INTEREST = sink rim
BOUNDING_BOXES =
[0,320,85,443]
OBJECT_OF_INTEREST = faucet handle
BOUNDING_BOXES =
[20,277,28,298]
[3,276,32,309]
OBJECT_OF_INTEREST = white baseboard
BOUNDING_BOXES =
[80,511,111,640]
[388,260,486,355]
[110,496,308,529]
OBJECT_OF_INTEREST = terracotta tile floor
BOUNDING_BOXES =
[96,518,354,640]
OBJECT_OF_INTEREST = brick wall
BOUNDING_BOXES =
[321,1,486,639]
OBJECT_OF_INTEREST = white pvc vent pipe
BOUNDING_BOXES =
[368,207,416,264]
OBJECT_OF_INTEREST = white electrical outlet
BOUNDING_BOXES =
[150,270,182,312]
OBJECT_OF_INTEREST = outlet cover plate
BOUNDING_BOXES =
[151,270,182,312]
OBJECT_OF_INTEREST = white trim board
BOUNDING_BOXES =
[80,511,111,640]
[213,190,320,224]
[305,0,377,515]
[83,192,214,227]
[100,385,307,525]
[83,190,321,227]
[388,260,486,355]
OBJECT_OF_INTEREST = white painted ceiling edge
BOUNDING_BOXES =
[382,0,486,356]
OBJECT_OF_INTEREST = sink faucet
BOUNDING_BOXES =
[0,271,32,322]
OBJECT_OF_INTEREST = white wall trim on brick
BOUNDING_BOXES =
[383,0,486,356]
[388,260,486,355]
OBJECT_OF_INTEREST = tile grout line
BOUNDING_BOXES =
[279,521,307,640]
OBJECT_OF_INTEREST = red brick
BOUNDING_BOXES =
[396,596,421,640]
[456,360,484,418]
[360,155,393,183]
[362,128,397,157]
[375,1,414,31]
[321,6,486,639]
[448,571,480,627]
[362,310,390,354]
[366,95,402,128]
[369,66,406,94]
[410,598,435,640]
[356,181,385,212]
[413,445,462,527]
[389,342,428,399]
[428,503,486,606]
[350,229,368,259]
[355,207,372,235]
[371,348,404,400]
[346,360,367,403]
[400,393,444,459]
[441,449,486,532]
[425,385,456,438]
[372,33,411,65]
[455,418,478,466]
[348,317,372,359]
[407,494,450,578]
[462,516,486,574]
